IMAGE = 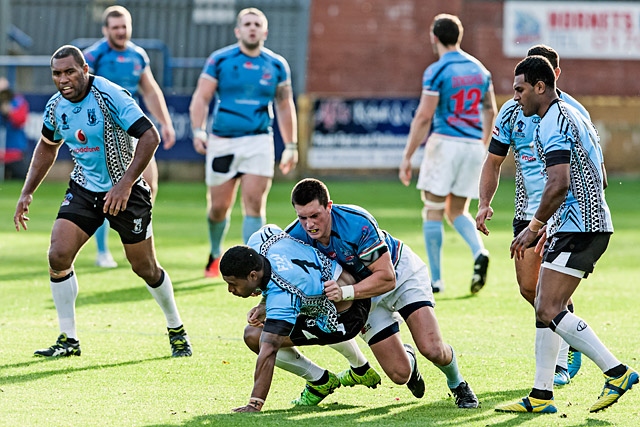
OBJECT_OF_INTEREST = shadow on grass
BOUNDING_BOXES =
[144,387,618,427]
[0,355,169,386]
[68,277,225,307]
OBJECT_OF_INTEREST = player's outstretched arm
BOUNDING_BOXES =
[233,330,287,412]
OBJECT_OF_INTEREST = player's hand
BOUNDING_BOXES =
[247,304,266,326]
[279,143,298,175]
[103,182,132,216]
[398,158,412,186]
[534,225,547,255]
[323,280,343,302]
[192,129,208,155]
[510,227,539,260]
[14,194,33,231]
[161,124,176,150]
[475,205,493,236]
[232,404,261,413]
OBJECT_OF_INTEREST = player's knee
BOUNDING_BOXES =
[418,341,449,365]
[47,250,72,276]
[421,200,446,221]
[130,258,160,283]
[243,326,261,354]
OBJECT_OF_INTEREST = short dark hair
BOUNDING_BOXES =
[102,5,131,27]
[50,45,86,67]
[514,55,556,90]
[432,14,463,46]
[291,178,330,207]
[220,245,263,278]
[527,44,559,69]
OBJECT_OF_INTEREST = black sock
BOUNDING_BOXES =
[529,388,553,400]
[604,364,627,378]
[352,362,371,376]
[311,370,329,385]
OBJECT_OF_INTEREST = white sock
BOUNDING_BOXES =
[146,270,183,328]
[329,339,368,368]
[51,272,79,340]
[556,340,570,370]
[553,312,621,372]
[533,326,560,392]
[275,347,325,381]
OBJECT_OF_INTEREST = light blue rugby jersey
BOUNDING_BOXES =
[200,44,291,138]
[248,225,342,333]
[83,39,149,97]
[285,204,403,282]
[534,99,613,236]
[491,90,590,220]
[42,76,151,192]
[422,50,492,139]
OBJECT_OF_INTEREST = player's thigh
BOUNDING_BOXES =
[368,333,412,384]
[49,218,91,269]
[514,247,541,305]
[240,174,272,216]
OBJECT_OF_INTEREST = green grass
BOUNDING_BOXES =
[1,177,639,426]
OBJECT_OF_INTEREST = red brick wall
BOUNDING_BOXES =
[307,0,640,98]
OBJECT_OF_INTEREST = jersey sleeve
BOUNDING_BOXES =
[41,95,63,143]
[422,64,440,96]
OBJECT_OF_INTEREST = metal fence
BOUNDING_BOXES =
[3,0,310,94]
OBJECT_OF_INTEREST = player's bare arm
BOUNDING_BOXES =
[14,138,61,231]
[274,83,298,175]
[233,331,288,412]
[481,85,498,146]
[400,93,437,186]
[139,69,175,150]
[476,152,506,235]
[189,77,217,155]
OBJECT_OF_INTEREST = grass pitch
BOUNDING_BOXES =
[1,177,639,426]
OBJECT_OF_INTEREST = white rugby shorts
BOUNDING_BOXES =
[416,133,485,198]
[205,133,275,186]
[360,245,435,343]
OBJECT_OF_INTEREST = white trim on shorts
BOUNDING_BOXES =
[359,245,434,343]
[416,133,485,198]
[205,133,275,186]
[542,261,586,279]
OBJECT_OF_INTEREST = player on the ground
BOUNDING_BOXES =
[221,224,374,412]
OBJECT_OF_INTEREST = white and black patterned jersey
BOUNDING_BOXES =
[534,99,613,236]
[42,75,153,192]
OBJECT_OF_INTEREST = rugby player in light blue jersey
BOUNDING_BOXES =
[13,45,190,358]
[282,178,479,409]
[496,55,637,415]
[83,5,176,268]
[400,13,496,295]
[477,45,588,387]
[220,224,376,412]
[190,8,299,279]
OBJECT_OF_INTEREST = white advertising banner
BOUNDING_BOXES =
[503,1,640,60]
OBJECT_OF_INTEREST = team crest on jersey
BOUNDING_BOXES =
[87,109,98,126]
[492,125,500,137]
[61,192,73,207]
[132,218,143,234]
[75,129,87,144]
[61,113,70,130]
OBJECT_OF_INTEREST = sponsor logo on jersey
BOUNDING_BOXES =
[492,125,500,137]
[521,154,537,162]
[75,129,87,144]
[72,106,82,114]
[243,61,259,70]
